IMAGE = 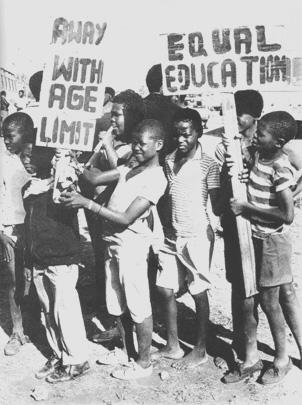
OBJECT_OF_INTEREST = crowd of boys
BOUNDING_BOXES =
[0,64,302,386]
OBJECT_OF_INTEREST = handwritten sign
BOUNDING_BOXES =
[36,17,107,151]
[161,25,302,95]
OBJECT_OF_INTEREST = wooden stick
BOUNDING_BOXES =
[221,92,258,297]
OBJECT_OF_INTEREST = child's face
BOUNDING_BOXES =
[174,120,199,155]
[4,126,24,154]
[132,130,162,164]
[254,122,278,153]
[111,103,125,139]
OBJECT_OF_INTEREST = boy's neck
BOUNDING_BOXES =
[136,155,160,170]
[258,148,282,161]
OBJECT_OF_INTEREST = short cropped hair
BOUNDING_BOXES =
[146,64,162,93]
[260,111,297,144]
[113,89,145,142]
[235,90,263,118]
[2,112,34,143]
[173,108,203,136]
[133,119,166,142]
[105,86,115,99]
[29,71,43,102]
[1,90,6,96]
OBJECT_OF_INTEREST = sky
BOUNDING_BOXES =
[1,0,302,100]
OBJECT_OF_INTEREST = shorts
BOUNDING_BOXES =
[0,224,25,302]
[156,228,214,296]
[104,237,152,324]
[253,231,292,288]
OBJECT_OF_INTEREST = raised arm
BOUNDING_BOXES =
[81,167,120,187]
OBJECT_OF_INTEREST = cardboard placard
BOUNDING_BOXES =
[36,17,107,151]
[158,25,302,296]
[161,25,302,95]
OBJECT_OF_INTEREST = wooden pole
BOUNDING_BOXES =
[221,92,258,297]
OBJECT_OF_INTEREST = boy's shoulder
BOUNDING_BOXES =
[253,152,294,192]
[200,149,218,165]
[166,145,216,163]
[195,145,220,169]
[137,165,166,184]
[118,163,166,184]
[255,151,293,173]
[272,152,293,171]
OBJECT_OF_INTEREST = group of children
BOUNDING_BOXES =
[0,82,302,386]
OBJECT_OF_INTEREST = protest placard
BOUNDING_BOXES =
[161,24,302,297]
[36,17,107,151]
[161,25,302,95]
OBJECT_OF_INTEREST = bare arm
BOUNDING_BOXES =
[60,191,152,227]
[230,187,294,225]
[98,129,120,169]
[102,142,119,169]
[292,172,302,199]
[81,167,120,187]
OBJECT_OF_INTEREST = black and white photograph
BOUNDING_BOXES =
[1,0,302,404]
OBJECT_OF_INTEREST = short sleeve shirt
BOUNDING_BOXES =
[248,151,294,234]
[165,145,220,238]
[102,165,167,243]
[0,150,30,228]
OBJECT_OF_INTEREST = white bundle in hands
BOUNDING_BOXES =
[52,149,79,203]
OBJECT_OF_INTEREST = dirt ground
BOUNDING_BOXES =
[0,206,302,405]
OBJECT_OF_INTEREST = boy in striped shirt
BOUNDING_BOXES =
[154,108,221,369]
[230,111,302,384]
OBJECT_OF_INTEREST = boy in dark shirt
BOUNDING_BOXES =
[23,146,89,383]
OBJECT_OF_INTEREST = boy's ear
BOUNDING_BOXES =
[156,139,164,151]
[276,137,286,149]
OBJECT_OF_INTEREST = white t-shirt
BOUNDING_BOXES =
[0,149,31,228]
[14,96,28,111]
[102,165,167,244]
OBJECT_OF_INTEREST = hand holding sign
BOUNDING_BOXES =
[230,198,247,216]
[99,126,114,147]
[52,150,79,203]
[59,190,89,209]
[37,17,107,152]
